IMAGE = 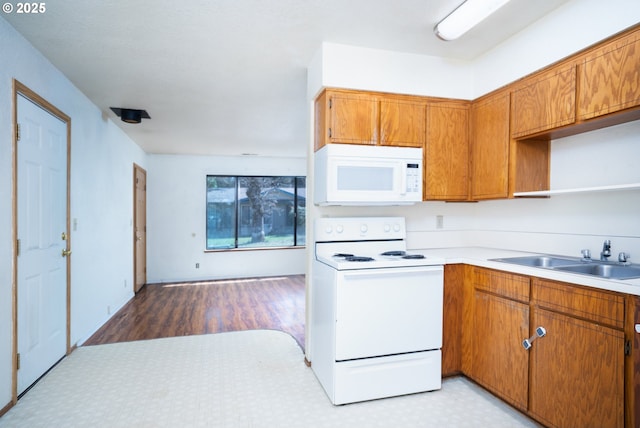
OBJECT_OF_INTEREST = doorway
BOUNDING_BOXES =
[133,164,147,293]
[12,80,71,400]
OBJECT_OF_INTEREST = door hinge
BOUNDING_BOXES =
[328,99,332,109]
[625,340,632,356]
[16,353,20,370]
[16,238,20,256]
[16,123,20,142]
[328,128,332,138]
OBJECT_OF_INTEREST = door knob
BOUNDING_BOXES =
[61,248,72,257]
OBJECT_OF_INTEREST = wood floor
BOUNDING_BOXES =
[84,275,306,350]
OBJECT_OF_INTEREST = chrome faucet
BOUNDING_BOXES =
[600,240,611,261]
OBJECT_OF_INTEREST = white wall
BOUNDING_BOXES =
[307,42,473,100]
[147,154,307,283]
[0,17,147,407]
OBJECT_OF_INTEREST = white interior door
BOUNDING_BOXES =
[16,94,68,395]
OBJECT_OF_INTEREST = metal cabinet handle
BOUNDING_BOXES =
[61,248,72,257]
[522,326,546,350]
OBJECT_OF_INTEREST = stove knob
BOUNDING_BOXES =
[324,225,333,234]
[393,223,401,232]
[336,225,344,234]
[360,224,368,234]
[383,223,391,232]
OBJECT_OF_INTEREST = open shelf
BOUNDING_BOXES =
[513,183,640,197]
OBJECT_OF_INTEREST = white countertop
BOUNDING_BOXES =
[410,247,640,296]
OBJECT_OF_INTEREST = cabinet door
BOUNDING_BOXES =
[470,290,529,411]
[442,264,465,376]
[470,92,510,200]
[578,30,640,120]
[626,295,640,428]
[424,102,469,201]
[511,65,576,138]
[326,91,378,146]
[380,98,425,147]
[529,308,624,428]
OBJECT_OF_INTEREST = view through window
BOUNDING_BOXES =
[206,176,306,250]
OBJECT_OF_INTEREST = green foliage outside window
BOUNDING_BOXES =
[206,176,305,250]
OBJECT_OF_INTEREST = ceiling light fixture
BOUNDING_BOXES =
[434,0,512,41]
[109,107,151,124]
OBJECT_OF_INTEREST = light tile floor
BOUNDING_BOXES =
[0,330,541,427]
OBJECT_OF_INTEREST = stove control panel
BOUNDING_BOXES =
[315,217,405,242]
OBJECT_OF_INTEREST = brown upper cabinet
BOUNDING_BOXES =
[314,88,426,151]
[511,64,577,139]
[315,89,378,150]
[509,24,640,141]
[578,27,640,121]
[470,90,511,200]
[380,97,426,147]
[424,100,470,201]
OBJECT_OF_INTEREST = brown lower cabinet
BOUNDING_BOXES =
[530,278,625,428]
[470,289,529,411]
[444,265,635,428]
[529,307,624,428]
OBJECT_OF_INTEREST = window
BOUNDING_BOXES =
[206,176,306,250]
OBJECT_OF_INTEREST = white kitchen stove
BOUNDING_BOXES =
[311,217,445,405]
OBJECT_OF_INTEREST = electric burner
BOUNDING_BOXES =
[402,254,426,259]
[381,250,406,256]
[334,253,355,258]
[345,256,375,262]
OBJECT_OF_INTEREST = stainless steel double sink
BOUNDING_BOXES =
[491,255,640,280]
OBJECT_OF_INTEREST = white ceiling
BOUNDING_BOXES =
[5,0,570,158]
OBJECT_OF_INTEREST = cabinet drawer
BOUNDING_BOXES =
[473,268,530,302]
[532,278,624,329]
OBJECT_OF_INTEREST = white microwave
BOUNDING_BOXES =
[314,144,423,206]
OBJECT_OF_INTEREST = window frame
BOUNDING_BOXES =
[205,175,306,251]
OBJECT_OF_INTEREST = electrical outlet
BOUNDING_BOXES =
[436,215,444,229]
[195,263,200,269]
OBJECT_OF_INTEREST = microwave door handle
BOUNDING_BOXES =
[400,164,407,195]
